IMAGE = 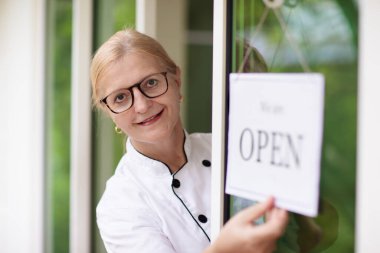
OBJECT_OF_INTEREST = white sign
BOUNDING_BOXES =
[226,73,324,217]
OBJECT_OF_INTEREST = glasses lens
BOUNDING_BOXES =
[140,73,168,98]
[106,89,133,113]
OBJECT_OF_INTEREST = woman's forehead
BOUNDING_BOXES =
[119,51,164,71]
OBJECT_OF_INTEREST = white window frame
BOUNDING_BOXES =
[356,0,380,251]
[211,0,228,241]
[69,0,93,253]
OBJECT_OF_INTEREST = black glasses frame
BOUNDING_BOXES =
[100,71,169,114]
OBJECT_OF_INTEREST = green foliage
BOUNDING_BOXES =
[45,0,72,253]
[114,0,136,31]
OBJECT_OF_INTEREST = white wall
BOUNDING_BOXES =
[0,0,45,252]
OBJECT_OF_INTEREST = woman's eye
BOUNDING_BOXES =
[146,79,158,87]
[113,93,128,103]
[116,94,125,101]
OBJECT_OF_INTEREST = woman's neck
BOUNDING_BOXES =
[131,123,186,173]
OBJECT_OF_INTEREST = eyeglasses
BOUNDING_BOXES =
[100,72,169,114]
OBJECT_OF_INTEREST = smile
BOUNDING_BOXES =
[138,109,164,126]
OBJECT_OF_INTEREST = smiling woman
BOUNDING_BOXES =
[90,28,289,253]
[91,38,184,166]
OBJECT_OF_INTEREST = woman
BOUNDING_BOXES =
[91,29,288,253]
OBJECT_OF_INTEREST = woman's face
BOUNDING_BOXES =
[98,52,182,145]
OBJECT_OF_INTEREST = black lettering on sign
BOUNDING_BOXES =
[271,132,283,167]
[239,128,254,161]
[257,130,268,163]
[239,128,303,169]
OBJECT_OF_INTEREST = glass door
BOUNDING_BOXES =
[225,0,358,252]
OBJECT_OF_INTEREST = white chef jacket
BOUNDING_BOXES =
[97,132,212,253]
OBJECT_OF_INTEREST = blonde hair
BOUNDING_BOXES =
[90,29,177,109]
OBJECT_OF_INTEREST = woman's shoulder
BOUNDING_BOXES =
[96,166,147,213]
[187,132,212,162]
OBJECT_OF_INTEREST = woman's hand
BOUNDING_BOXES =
[205,197,288,253]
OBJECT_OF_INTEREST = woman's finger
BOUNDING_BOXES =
[231,197,275,224]
[251,208,289,239]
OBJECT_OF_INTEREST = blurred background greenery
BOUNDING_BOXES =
[45,1,72,252]
[45,0,356,252]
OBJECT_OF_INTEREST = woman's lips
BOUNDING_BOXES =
[138,109,164,126]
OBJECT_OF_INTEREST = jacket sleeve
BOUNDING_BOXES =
[97,207,177,253]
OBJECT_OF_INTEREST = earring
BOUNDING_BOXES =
[179,95,184,103]
[114,126,123,134]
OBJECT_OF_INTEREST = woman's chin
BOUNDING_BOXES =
[130,118,182,146]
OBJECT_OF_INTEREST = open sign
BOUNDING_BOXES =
[226,73,324,217]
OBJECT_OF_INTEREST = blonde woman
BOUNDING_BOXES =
[91,29,288,253]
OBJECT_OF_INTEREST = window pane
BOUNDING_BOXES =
[45,0,72,253]
[186,0,213,133]
[228,0,357,252]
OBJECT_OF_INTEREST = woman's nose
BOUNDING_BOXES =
[132,87,151,113]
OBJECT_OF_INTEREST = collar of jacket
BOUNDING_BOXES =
[123,130,191,178]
